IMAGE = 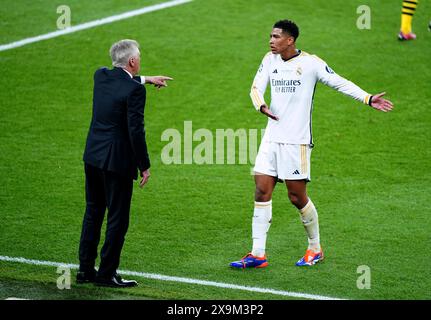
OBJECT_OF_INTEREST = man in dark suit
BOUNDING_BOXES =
[77,39,171,287]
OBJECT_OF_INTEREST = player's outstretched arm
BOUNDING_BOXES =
[370,92,394,112]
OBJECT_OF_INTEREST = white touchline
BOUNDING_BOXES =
[0,0,193,52]
[0,255,345,300]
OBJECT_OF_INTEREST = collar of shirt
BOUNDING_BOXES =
[280,49,301,62]
[122,68,133,78]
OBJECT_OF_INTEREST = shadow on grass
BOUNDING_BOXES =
[0,278,153,300]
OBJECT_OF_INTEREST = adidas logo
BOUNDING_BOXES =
[272,69,278,73]
[292,170,300,175]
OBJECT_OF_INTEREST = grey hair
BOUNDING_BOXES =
[109,39,140,68]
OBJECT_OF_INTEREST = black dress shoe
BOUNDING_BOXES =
[76,270,97,284]
[94,273,138,288]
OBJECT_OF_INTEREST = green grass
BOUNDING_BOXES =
[1,0,430,300]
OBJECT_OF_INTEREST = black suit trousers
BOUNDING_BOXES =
[79,163,133,278]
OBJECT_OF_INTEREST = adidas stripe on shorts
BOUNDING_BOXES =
[253,139,312,181]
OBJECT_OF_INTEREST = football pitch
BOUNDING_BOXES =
[0,0,430,300]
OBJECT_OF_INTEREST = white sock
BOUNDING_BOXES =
[251,200,272,257]
[299,199,321,252]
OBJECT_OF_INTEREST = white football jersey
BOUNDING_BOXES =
[250,50,372,144]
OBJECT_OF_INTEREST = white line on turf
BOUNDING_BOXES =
[0,0,193,52]
[0,255,345,300]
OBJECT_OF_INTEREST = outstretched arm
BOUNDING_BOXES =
[369,92,393,112]
[144,76,173,89]
[315,56,394,112]
[135,75,173,89]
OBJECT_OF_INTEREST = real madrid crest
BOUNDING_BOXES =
[296,66,302,76]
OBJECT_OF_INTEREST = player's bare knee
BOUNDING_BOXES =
[255,187,272,202]
[288,191,303,208]
[288,191,297,204]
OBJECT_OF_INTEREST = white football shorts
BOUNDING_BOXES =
[253,140,312,181]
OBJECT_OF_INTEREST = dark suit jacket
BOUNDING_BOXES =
[83,67,150,180]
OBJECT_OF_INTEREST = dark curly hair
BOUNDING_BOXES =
[273,20,299,41]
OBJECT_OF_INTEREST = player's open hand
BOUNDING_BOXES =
[370,92,393,112]
[260,105,279,121]
[139,169,150,188]
[146,76,173,90]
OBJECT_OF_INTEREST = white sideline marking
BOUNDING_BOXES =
[0,255,345,300]
[0,0,193,52]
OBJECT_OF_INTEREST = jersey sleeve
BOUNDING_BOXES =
[250,53,271,111]
[314,56,372,105]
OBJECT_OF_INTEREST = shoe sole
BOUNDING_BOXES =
[398,35,416,41]
[229,262,269,269]
[94,282,138,288]
[76,278,95,284]
[296,255,324,267]
[255,262,268,268]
